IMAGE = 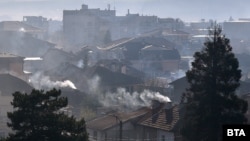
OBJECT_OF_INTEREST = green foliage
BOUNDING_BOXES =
[6,89,88,141]
[181,26,248,141]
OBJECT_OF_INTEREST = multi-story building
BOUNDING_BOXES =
[63,4,184,47]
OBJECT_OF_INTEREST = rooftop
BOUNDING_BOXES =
[0,21,43,32]
[0,53,23,58]
[87,107,150,131]
[138,105,180,131]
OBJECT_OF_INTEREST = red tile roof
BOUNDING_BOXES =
[138,106,180,131]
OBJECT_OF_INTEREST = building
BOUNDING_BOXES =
[102,36,181,78]
[137,102,181,141]
[0,21,44,39]
[0,29,55,58]
[87,107,150,141]
[0,53,27,81]
[23,16,49,32]
[63,4,114,46]
[63,4,184,47]
[0,74,33,137]
[87,101,182,141]
[223,20,250,41]
[84,65,143,92]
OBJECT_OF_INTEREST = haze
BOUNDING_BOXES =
[0,0,249,22]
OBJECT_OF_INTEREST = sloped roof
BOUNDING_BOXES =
[141,45,181,60]
[132,36,175,49]
[0,74,33,96]
[138,105,180,132]
[0,21,43,32]
[142,45,171,51]
[100,38,133,50]
[169,76,188,86]
[87,107,150,131]
[0,31,55,57]
[96,59,145,79]
[162,29,190,36]
[42,48,75,60]
[102,36,175,51]
[84,65,143,86]
[0,53,24,59]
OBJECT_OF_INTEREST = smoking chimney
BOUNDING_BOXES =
[151,100,172,124]
[151,100,164,123]
[165,102,173,124]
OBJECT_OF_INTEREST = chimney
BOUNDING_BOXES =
[151,100,164,123]
[165,102,173,124]
[151,100,173,124]
[127,9,130,15]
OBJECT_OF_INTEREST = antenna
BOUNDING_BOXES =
[113,0,116,10]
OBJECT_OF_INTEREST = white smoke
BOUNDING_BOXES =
[77,59,84,68]
[100,88,171,109]
[87,75,101,94]
[29,72,77,90]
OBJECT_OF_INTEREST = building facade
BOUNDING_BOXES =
[63,4,184,47]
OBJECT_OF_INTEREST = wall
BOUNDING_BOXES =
[157,129,174,141]
[87,121,139,141]
[0,95,13,138]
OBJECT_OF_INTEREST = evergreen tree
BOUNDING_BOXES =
[6,89,88,141]
[181,26,248,141]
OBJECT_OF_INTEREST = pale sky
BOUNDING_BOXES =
[0,0,249,22]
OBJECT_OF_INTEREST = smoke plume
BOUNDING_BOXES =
[100,88,171,109]
[29,72,77,90]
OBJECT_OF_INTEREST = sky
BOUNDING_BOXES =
[0,0,250,22]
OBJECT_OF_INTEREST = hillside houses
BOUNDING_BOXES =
[2,3,250,141]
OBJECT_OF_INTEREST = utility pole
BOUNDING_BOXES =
[112,115,122,141]
[119,120,122,141]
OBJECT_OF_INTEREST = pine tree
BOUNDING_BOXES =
[181,25,248,141]
[6,89,88,141]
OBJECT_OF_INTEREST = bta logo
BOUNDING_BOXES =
[227,129,246,136]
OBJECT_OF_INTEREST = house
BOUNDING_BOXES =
[86,107,151,141]
[43,62,88,93]
[102,36,181,78]
[96,59,145,79]
[84,65,143,92]
[0,53,28,81]
[161,29,190,44]
[87,101,183,141]
[0,21,44,39]
[137,102,182,141]
[169,77,189,104]
[0,31,55,57]
[0,74,33,137]
[139,45,180,73]
[42,48,77,71]
[23,16,49,32]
